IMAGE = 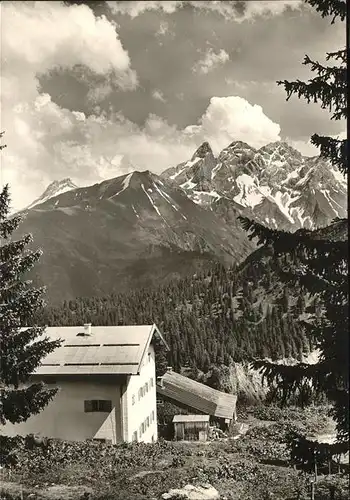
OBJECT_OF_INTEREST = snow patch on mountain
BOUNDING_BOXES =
[211,162,223,180]
[154,181,179,213]
[26,178,78,210]
[281,168,301,185]
[132,204,140,218]
[170,167,186,180]
[320,190,342,217]
[154,181,188,220]
[272,191,298,223]
[170,157,201,180]
[141,183,162,217]
[233,174,263,208]
[181,178,197,190]
[191,190,222,205]
[111,172,133,198]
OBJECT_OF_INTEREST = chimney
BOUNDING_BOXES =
[156,376,164,388]
[166,366,173,372]
[83,323,92,335]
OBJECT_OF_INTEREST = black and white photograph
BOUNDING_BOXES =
[0,1,348,499]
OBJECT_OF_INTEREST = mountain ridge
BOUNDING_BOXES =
[161,140,347,231]
[17,170,255,302]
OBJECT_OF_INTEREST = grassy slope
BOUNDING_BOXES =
[1,406,348,500]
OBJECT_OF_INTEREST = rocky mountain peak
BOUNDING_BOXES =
[225,140,253,151]
[25,178,78,210]
[165,139,347,231]
[191,142,214,160]
[43,178,76,194]
[259,141,303,159]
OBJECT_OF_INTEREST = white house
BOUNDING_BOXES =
[3,324,169,444]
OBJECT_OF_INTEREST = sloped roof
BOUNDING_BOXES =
[157,371,237,420]
[173,414,209,423]
[30,324,167,376]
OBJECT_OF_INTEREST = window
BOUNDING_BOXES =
[145,382,148,393]
[139,424,143,436]
[138,388,142,400]
[151,410,155,423]
[156,398,163,406]
[141,422,145,434]
[84,400,112,413]
[132,431,138,442]
[148,352,151,363]
[132,394,135,406]
[146,417,150,428]
[151,435,155,443]
[150,377,154,388]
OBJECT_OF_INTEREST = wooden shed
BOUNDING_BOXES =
[172,414,210,441]
[157,370,237,430]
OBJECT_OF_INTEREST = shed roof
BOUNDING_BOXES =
[28,324,167,376]
[173,414,210,423]
[157,371,237,420]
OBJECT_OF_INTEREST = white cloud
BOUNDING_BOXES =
[2,90,282,211]
[152,89,166,102]
[193,48,229,74]
[2,2,135,97]
[107,1,179,17]
[0,1,137,210]
[0,2,287,212]
[187,96,281,152]
[240,1,304,21]
[107,0,303,20]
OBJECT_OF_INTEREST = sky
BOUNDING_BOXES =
[0,0,346,210]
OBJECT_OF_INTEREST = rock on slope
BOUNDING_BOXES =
[162,141,347,231]
[18,171,254,302]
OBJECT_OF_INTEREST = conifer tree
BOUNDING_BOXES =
[0,133,61,460]
[239,0,348,458]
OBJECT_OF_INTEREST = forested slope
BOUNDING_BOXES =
[35,246,319,372]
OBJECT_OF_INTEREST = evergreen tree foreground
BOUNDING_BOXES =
[239,0,348,463]
[0,132,62,464]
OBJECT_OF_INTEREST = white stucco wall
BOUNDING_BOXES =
[2,345,159,444]
[2,380,123,444]
[125,344,158,443]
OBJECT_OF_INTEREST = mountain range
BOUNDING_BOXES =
[17,170,254,302]
[18,140,347,302]
[162,140,347,231]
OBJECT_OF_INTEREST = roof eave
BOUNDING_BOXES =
[152,323,170,351]
[136,323,169,373]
